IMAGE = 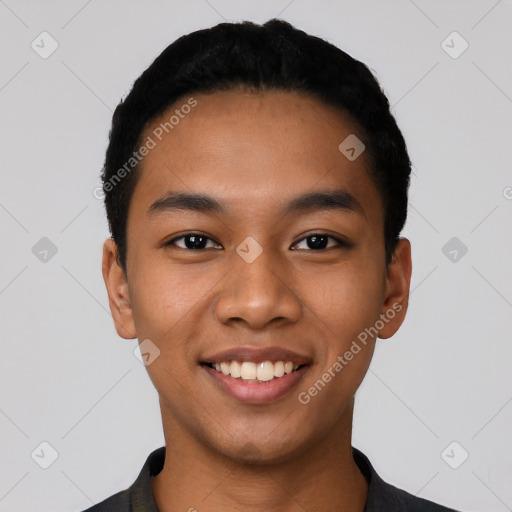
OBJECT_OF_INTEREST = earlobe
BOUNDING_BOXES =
[102,238,137,339]
[378,237,412,340]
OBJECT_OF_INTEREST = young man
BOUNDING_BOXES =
[88,19,461,512]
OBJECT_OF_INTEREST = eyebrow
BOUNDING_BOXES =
[147,188,364,217]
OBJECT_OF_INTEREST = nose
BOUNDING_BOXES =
[214,247,302,330]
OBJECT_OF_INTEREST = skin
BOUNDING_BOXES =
[102,90,412,512]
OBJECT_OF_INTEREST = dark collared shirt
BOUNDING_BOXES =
[79,446,460,511]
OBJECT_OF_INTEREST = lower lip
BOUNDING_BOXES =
[202,364,309,404]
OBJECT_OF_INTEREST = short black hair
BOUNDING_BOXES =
[101,19,411,273]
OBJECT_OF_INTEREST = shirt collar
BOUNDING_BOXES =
[127,445,395,512]
[351,447,403,510]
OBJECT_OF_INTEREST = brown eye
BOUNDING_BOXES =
[166,234,221,250]
[292,233,348,251]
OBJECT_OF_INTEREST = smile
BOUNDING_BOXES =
[201,360,309,403]
[205,360,302,382]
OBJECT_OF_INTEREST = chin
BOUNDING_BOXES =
[214,432,311,467]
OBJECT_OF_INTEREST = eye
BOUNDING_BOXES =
[165,233,222,250]
[165,232,348,251]
[292,233,348,251]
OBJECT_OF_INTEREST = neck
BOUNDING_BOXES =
[151,403,368,512]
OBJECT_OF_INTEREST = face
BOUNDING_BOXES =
[103,90,411,463]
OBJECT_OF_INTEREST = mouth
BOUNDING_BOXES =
[200,351,311,403]
[200,360,307,383]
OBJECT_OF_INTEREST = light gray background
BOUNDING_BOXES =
[1,1,511,511]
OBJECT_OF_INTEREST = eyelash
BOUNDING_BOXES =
[165,232,349,251]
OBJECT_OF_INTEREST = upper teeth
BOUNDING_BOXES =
[213,361,300,381]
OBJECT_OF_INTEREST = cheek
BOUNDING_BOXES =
[128,260,218,376]
[129,260,208,336]
[295,268,380,420]
[298,260,384,344]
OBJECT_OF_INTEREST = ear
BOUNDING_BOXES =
[102,238,137,339]
[378,237,412,339]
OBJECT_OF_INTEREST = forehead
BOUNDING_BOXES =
[130,90,381,223]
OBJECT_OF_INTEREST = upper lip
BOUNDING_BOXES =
[201,345,311,365]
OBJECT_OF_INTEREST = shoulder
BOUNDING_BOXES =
[78,489,130,512]
[381,480,460,511]
[352,447,461,512]
[74,446,166,512]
